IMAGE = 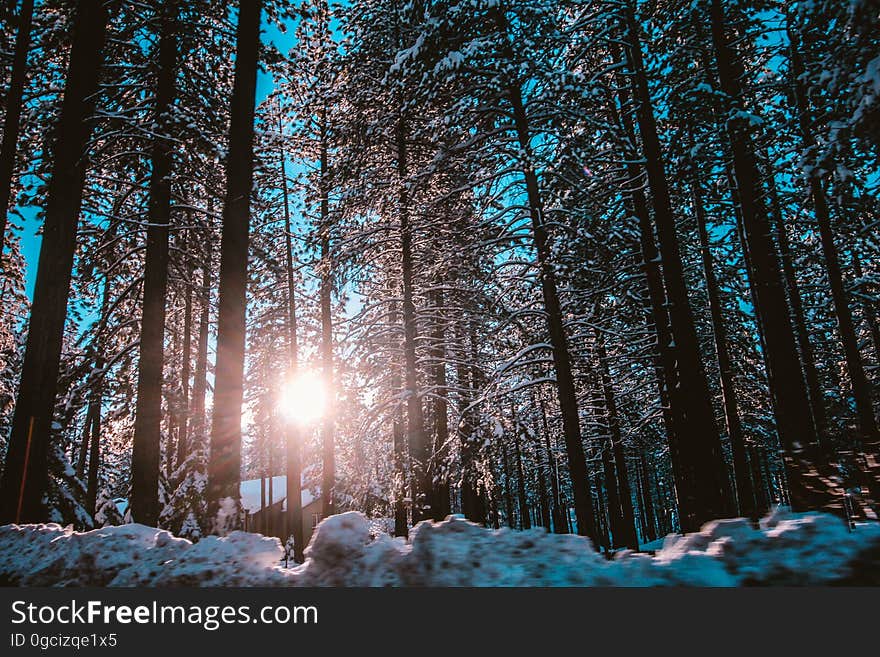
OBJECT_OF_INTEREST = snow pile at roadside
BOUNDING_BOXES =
[295,509,880,586]
[1,509,878,586]
[652,510,878,585]
[0,523,287,586]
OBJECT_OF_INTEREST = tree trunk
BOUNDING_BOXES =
[84,372,102,519]
[267,450,274,536]
[396,114,430,523]
[319,112,336,519]
[633,457,648,542]
[389,296,409,537]
[539,396,565,533]
[279,108,304,562]
[709,0,832,511]
[0,1,109,523]
[607,44,678,469]
[260,475,266,530]
[456,326,483,523]
[430,288,451,520]
[726,164,770,363]
[766,170,827,438]
[207,0,262,529]
[392,413,408,537]
[788,19,879,457]
[596,332,639,549]
[500,435,515,529]
[749,443,769,514]
[513,416,531,529]
[76,403,95,480]
[506,84,598,543]
[724,162,789,448]
[487,7,598,540]
[692,180,755,518]
[598,409,624,548]
[190,224,212,448]
[490,493,500,530]
[175,227,194,469]
[621,1,732,530]
[638,451,657,543]
[85,242,114,521]
[534,423,551,532]
[0,0,34,246]
[167,319,183,481]
[131,0,181,526]
[592,465,610,551]
[589,360,623,549]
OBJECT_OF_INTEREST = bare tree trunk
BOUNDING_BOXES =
[396,115,430,523]
[131,0,181,526]
[500,435,515,529]
[513,416,531,529]
[766,171,827,437]
[620,1,732,530]
[534,420,551,532]
[456,326,483,524]
[430,288,451,520]
[592,462,610,552]
[176,227,194,469]
[207,0,262,529]
[190,223,212,448]
[507,83,598,542]
[606,44,678,482]
[76,403,94,480]
[0,0,109,523]
[596,332,639,549]
[260,475,266,531]
[319,111,336,519]
[83,274,112,520]
[267,450,274,536]
[637,451,657,543]
[598,411,623,548]
[709,0,831,511]
[486,7,598,541]
[392,411,408,536]
[692,180,755,518]
[749,444,769,514]
[539,396,565,533]
[84,374,102,519]
[389,296,409,538]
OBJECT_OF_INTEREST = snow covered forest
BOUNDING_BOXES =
[1,0,879,573]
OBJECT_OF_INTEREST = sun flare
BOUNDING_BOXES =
[278,370,327,426]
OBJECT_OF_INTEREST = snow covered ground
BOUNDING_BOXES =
[1,509,878,586]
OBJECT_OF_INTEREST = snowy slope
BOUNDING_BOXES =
[1,509,878,586]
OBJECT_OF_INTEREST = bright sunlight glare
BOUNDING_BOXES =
[279,370,327,426]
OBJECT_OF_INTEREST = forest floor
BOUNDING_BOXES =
[2,509,879,586]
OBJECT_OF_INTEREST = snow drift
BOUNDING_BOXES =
[1,509,878,586]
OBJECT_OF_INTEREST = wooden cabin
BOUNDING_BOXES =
[240,476,323,549]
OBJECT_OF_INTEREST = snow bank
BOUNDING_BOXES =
[294,509,880,586]
[1,509,878,586]
[0,523,287,587]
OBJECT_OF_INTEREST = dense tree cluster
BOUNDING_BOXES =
[0,0,878,555]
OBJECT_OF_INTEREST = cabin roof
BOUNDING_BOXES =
[239,476,318,513]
